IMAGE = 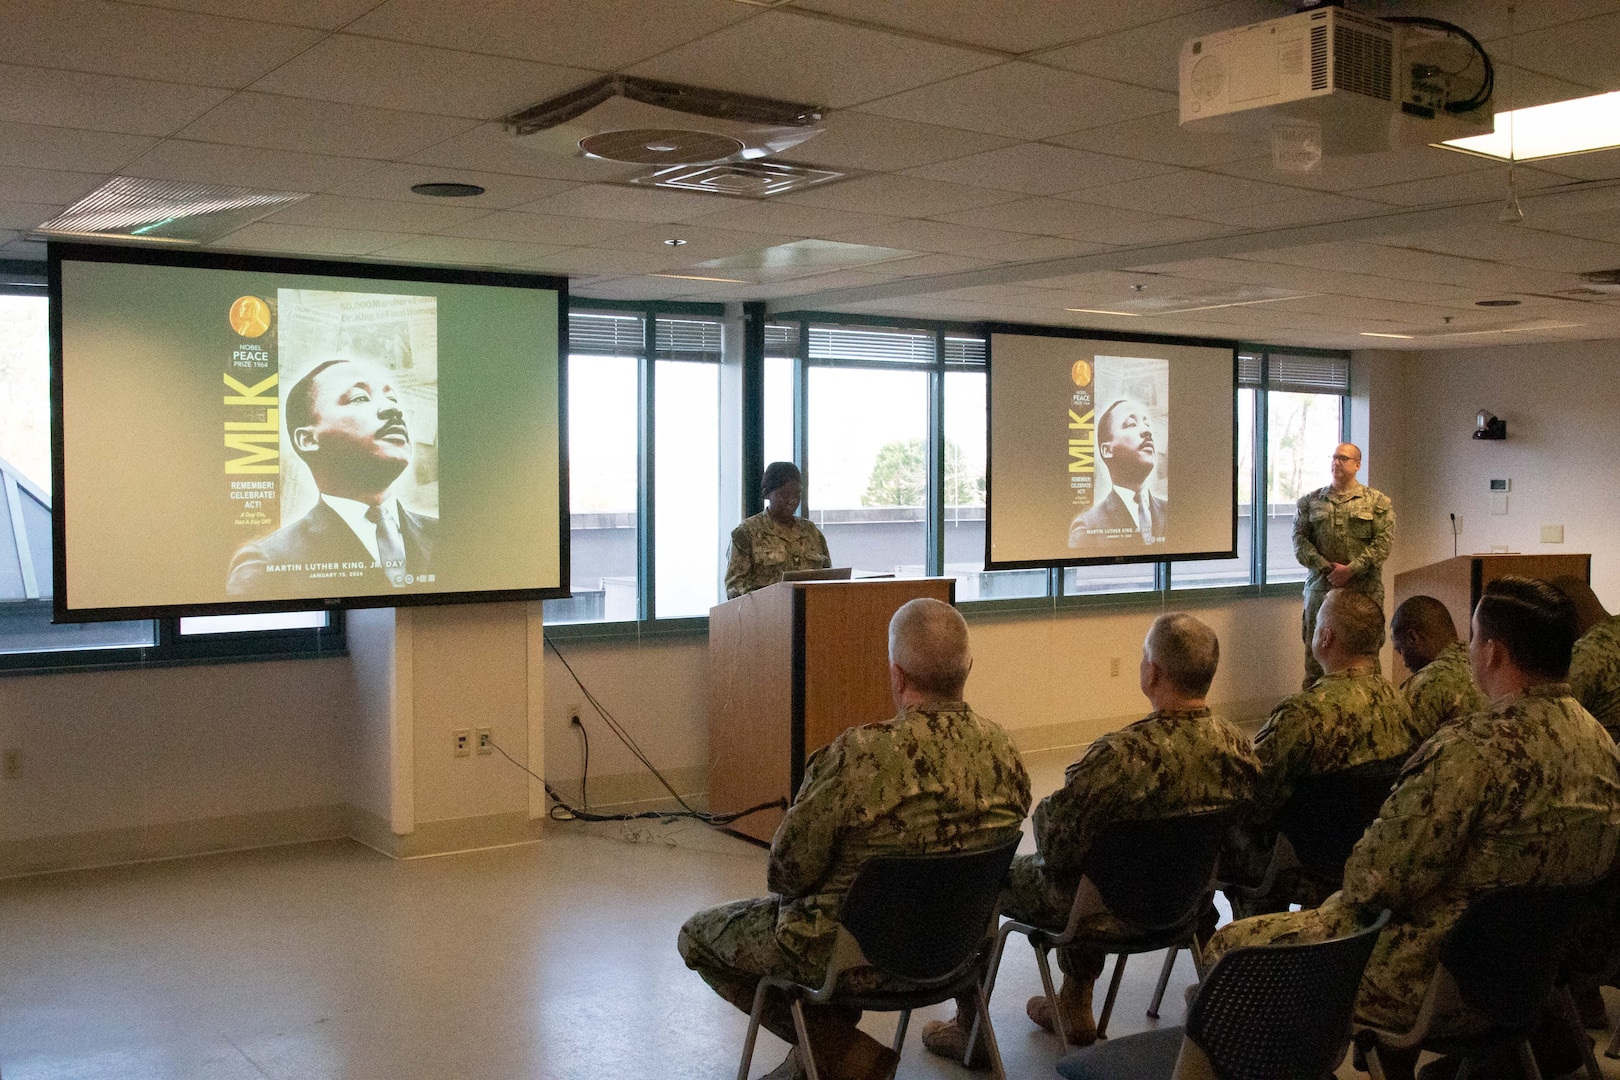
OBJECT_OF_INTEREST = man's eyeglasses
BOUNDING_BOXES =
[1331,454,1359,464]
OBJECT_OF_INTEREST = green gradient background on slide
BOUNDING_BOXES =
[59,259,561,610]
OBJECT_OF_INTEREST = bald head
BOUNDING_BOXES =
[1144,613,1220,697]
[889,598,972,701]
[1317,589,1385,663]
[1391,595,1458,672]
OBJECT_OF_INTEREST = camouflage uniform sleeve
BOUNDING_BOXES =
[766,739,849,898]
[1339,730,1482,913]
[1293,494,1331,572]
[723,524,752,599]
[1348,493,1394,576]
[1033,741,1120,877]
[1252,699,1314,817]
[807,519,831,569]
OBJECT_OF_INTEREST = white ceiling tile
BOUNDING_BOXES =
[511,184,731,224]
[440,211,646,247]
[574,276,707,301]
[795,0,1223,53]
[1211,145,1493,194]
[349,0,754,70]
[0,64,232,138]
[969,236,1115,262]
[0,238,48,261]
[1501,11,1620,92]
[1487,62,1611,110]
[330,165,576,209]
[1533,147,1620,183]
[1067,168,1318,215]
[1195,193,1395,229]
[1050,109,1266,167]
[407,124,645,183]
[860,63,1175,140]
[264,194,493,233]
[177,93,479,160]
[0,202,59,231]
[5,0,326,87]
[1034,0,1286,93]
[128,0,382,30]
[123,140,383,193]
[1382,223,1620,275]
[903,143,1174,195]
[595,224,801,262]
[790,112,1016,172]
[876,253,1002,277]
[1347,165,1574,207]
[0,122,154,174]
[776,174,1020,217]
[526,249,694,278]
[821,219,1032,255]
[369,235,570,269]
[627,10,999,109]
[933,196,1157,236]
[0,165,110,207]
[678,200,902,239]
[211,222,418,256]
[248,36,595,121]
[1356,2,1620,44]
[1076,216,1240,247]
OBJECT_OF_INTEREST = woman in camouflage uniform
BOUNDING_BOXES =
[724,461,831,598]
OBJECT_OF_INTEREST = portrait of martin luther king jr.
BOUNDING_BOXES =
[227,358,439,596]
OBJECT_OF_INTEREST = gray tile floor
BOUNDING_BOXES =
[0,748,1615,1079]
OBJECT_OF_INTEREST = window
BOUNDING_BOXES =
[763,323,796,468]
[0,285,342,674]
[1256,351,1351,585]
[654,317,723,617]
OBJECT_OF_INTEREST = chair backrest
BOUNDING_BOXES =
[838,833,1022,984]
[1438,883,1592,1031]
[1079,807,1238,930]
[1275,756,1405,872]
[1187,909,1390,1080]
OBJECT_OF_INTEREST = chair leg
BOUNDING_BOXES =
[892,1008,910,1054]
[1608,1008,1620,1059]
[738,980,771,1080]
[973,983,1009,1080]
[790,999,822,1080]
[1148,947,1178,1019]
[1553,986,1605,1080]
[1097,953,1128,1040]
[1362,1044,1389,1080]
[1034,944,1068,1047]
[1515,1040,1543,1080]
[966,924,1017,1067]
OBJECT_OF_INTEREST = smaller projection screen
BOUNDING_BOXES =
[986,327,1237,570]
[51,243,567,620]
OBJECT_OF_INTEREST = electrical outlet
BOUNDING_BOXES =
[568,702,583,726]
[476,727,493,755]
[1109,657,1121,677]
[453,729,471,757]
[2,748,18,779]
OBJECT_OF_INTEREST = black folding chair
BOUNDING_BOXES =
[736,833,1021,1080]
[1224,757,1404,908]
[1056,909,1390,1080]
[1355,884,1602,1080]
[978,807,1238,1048]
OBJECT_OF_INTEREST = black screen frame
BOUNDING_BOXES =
[982,321,1239,573]
[48,241,571,622]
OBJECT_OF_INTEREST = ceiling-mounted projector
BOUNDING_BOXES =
[503,76,826,166]
[1179,7,1492,156]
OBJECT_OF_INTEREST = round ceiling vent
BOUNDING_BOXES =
[579,128,745,165]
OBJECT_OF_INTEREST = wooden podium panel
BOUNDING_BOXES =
[708,578,955,843]
[1394,553,1590,673]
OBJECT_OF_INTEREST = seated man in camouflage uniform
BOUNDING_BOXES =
[1391,595,1487,740]
[678,598,1030,1080]
[1554,575,1620,737]
[1226,589,1422,919]
[922,613,1259,1063]
[1208,576,1620,1080]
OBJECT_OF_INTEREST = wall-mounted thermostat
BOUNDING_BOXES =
[1489,478,1511,492]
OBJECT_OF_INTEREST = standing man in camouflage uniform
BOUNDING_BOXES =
[1391,595,1487,740]
[1554,575,1620,737]
[1294,442,1393,687]
[724,461,831,599]
[922,613,1259,1063]
[1208,577,1620,1080]
[1227,589,1422,918]
[678,598,1029,1080]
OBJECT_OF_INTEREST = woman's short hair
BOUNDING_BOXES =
[761,460,802,497]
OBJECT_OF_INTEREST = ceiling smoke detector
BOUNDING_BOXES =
[503,76,825,169]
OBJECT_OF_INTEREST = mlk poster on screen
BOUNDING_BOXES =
[1065,355,1169,549]
[221,289,441,598]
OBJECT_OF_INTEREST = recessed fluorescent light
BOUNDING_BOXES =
[1439,90,1620,161]
[1430,322,1582,338]
[652,273,752,283]
[1065,307,1142,317]
[1157,294,1317,315]
[1359,332,1415,339]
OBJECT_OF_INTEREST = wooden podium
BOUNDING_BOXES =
[707,577,956,843]
[1394,553,1591,669]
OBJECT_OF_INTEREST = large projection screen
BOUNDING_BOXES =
[986,327,1237,570]
[51,243,567,621]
